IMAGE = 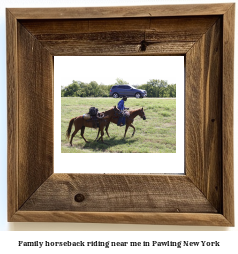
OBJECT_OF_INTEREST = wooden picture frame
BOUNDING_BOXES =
[7,3,234,226]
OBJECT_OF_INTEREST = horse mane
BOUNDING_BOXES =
[129,107,143,113]
[102,106,118,114]
[108,106,119,111]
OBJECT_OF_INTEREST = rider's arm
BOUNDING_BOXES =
[118,100,124,111]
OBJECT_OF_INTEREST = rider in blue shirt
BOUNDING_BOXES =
[117,96,128,126]
[118,98,125,111]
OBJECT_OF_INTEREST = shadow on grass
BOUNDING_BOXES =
[85,137,137,151]
[67,136,138,152]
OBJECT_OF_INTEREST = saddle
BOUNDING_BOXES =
[119,110,130,118]
[83,107,104,128]
[88,107,98,116]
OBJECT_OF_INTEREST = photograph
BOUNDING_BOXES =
[57,56,184,154]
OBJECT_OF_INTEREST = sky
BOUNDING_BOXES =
[54,56,184,87]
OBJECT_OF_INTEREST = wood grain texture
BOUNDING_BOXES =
[6,4,234,225]
[36,41,193,56]
[11,211,232,226]
[20,17,218,34]
[19,17,218,56]
[222,4,235,226]
[185,18,223,212]
[20,174,217,213]
[8,3,233,19]
[17,23,54,208]
[6,9,18,221]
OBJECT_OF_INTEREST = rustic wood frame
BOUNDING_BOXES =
[7,4,234,226]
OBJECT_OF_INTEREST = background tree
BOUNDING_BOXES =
[61,80,80,97]
[114,78,129,86]
[61,79,176,98]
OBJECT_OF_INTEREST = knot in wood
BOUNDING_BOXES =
[140,40,147,52]
[74,193,85,202]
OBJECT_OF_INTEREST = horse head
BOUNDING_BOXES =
[139,107,146,120]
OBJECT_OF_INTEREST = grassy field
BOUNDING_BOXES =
[61,97,176,153]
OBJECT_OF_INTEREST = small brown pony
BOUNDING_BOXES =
[96,107,146,139]
[66,106,119,145]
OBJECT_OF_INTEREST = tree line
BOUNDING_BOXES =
[61,78,176,98]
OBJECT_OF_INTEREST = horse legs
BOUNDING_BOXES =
[95,122,109,141]
[80,126,89,143]
[124,124,135,138]
[70,126,88,145]
[105,122,110,137]
[97,123,110,141]
[95,129,100,141]
[70,129,79,146]
[96,127,108,144]
[100,128,109,145]
[97,126,105,142]
[130,124,136,137]
[100,128,104,142]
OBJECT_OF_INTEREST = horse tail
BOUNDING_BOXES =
[66,118,76,140]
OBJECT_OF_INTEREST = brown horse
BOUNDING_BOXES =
[96,107,146,139]
[66,106,119,145]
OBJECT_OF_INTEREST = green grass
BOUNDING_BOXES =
[61,97,176,153]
